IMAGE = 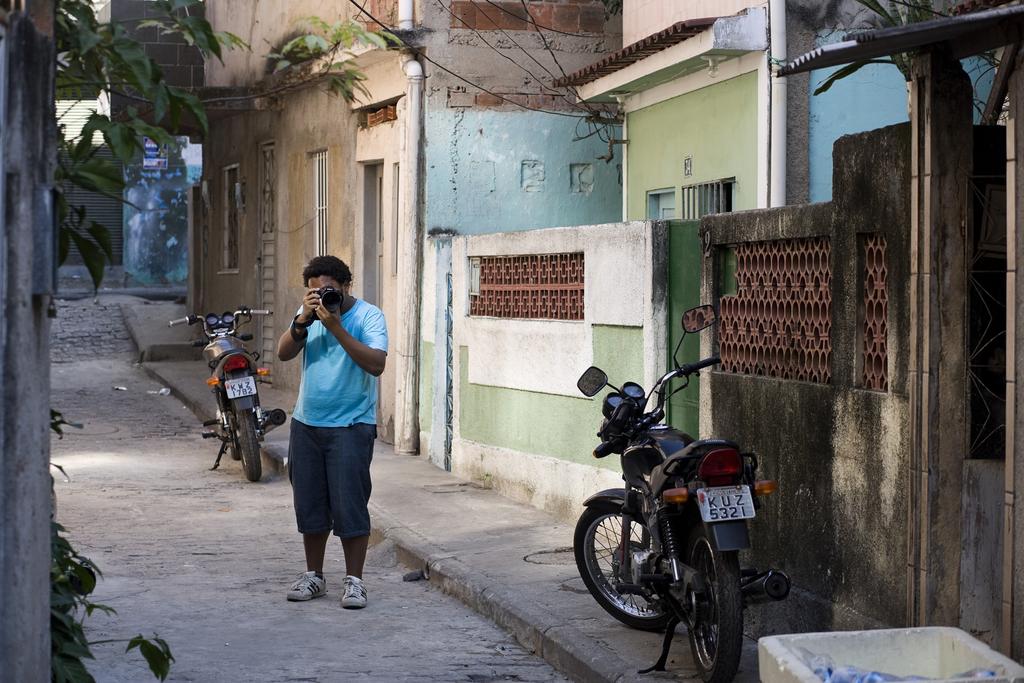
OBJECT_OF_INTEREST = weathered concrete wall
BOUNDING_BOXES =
[701,124,912,635]
[420,222,668,521]
[1,10,56,679]
[424,109,621,233]
[203,1,359,87]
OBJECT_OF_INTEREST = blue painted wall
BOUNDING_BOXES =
[123,138,192,284]
[808,60,909,203]
[808,32,996,203]
[424,108,622,234]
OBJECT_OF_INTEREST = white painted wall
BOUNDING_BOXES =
[419,221,669,522]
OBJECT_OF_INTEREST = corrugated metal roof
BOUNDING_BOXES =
[553,17,718,88]
[779,4,1024,76]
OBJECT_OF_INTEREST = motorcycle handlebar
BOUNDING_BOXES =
[248,309,271,315]
[680,356,721,376]
[168,317,190,327]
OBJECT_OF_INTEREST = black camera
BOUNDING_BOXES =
[317,286,343,313]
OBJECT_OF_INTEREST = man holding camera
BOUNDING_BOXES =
[277,255,387,609]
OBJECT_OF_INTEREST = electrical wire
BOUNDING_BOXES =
[346,0,584,118]
[431,0,591,114]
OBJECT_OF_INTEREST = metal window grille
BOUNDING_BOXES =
[861,234,888,391]
[222,165,239,270]
[681,178,735,221]
[313,150,328,256]
[719,237,832,383]
[469,253,584,320]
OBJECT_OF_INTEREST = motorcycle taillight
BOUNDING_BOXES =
[698,447,742,486]
[223,355,249,373]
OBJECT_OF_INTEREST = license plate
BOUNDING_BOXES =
[224,376,257,399]
[697,485,755,523]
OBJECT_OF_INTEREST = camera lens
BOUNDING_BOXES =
[320,288,342,313]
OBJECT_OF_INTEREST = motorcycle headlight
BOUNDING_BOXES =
[602,393,622,419]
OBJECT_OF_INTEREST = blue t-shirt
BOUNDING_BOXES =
[293,299,388,428]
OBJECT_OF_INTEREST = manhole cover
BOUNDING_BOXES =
[523,547,575,565]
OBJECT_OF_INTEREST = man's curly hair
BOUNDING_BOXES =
[302,255,352,287]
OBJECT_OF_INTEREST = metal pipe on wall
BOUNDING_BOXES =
[394,53,424,454]
[769,0,787,207]
[399,0,414,30]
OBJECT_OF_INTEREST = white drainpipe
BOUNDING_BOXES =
[394,53,424,454]
[399,0,414,30]
[769,0,787,207]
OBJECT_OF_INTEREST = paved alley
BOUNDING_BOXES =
[51,354,568,683]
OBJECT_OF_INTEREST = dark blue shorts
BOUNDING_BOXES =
[288,419,376,539]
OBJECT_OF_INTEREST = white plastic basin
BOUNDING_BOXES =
[759,627,1024,683]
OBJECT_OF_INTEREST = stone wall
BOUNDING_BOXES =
[700,123,912,635]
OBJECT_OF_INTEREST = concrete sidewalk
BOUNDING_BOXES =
[142,357,760,683]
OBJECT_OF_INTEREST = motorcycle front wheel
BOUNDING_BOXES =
[573,500,671,632]
[686,527,742,683]
[232,409,262,482]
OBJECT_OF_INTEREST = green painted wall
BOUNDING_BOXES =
[667,220,702,437]
[626,71,759,220]
[457,325,643,467]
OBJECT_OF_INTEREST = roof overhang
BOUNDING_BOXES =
[564,8,767,104]
[779,4,1024,77]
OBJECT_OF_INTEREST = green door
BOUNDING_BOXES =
[666,220,702,437]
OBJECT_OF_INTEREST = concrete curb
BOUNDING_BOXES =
[368,505,639,683]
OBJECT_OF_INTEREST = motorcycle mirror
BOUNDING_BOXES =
[577,366,608,397]
[681,304,716,333]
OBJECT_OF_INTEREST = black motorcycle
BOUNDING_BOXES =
[169,308,286,482]
[573,304,790,682]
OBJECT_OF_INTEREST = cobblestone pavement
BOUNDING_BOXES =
[50,295,138,362]
[52,358,568,683]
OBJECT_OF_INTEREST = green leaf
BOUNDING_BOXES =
[68,230,109,290]
[67,157,124,196]
[104,124,141,164]
[812,58,894,95]
[87,222,114,261]
[854,0,900,27]
[127,636,175,681]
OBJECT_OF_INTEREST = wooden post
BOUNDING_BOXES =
[906,48,973,628]
[0,6,56,680]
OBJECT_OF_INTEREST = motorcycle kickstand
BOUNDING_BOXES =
[638,615,681,674]
[210,439,228,471]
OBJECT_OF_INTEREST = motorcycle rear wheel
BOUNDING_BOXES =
[686,528,742,683]
[233,410,262,482]
[573,501,671,632]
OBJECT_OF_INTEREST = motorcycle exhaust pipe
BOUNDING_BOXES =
[262,409,288,433]
[741,569,791,606]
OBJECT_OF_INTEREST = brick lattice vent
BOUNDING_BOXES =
[719,238,833,383]
[861,234,888,391]
[470,253,584,320]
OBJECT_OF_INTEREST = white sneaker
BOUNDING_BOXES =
[341,575,367,609]
[286,571,327,601]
